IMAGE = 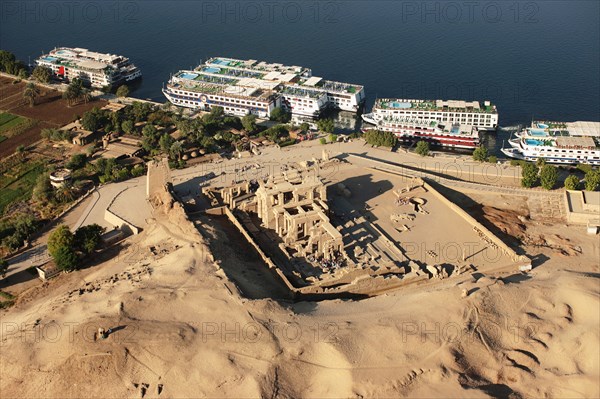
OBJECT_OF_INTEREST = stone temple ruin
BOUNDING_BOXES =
[193,155,531,299]
[255,174,343,262]
[203,169,349,275]
[202,166,421,298]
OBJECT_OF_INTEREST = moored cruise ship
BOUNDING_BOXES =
[361,113,480,149]
[163,57,365,117]
[36,47,141,88]
[502,121,600,165]
[162,70,281,118]
[367,98,498,132]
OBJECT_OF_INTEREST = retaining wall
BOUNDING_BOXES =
[221,207,298,294]
[349,154,526,264]
[104,208,140,235]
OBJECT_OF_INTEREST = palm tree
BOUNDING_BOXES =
[70,79,83,104]
[55,183,75,203]
[23,82,40,107]
[80,87,92,104]
[62,86,76,106]
[63,78,84,106]
[169,141,184,160]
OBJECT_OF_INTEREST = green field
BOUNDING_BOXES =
[0,112,31,136]
[0,161,45,214]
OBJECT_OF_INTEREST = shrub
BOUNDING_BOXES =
[52,245,78,272]
[585,170,600,191]
[0,214,38,252]
[363,129,397,148]
[121,119,134,135]
[48,225,74,255]
[473,146,489,162]
[262,125,288,142]
[319,137,327,145]
[48,224,105,271]
[41,128,71,142]
[539,164,558,190]
[241,114,257,132]
[564,175,580,190]
[577,163,593,174]
[33,174,53,202]
[0,258,8,277]
[80,107,110,132]
[32,65,51,83]
[116,85,129,98]
[48,225,77,271]
[317,118,335,133]
[269,107,291,123]
[66,153,87,170]
[521,163,539,188]
[415,141,429,157]
[74,224,105,256]
[131,164,146,177]
[487,155,497,163]
[329,133,338,143]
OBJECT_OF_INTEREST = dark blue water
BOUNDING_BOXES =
[2,1,599,128]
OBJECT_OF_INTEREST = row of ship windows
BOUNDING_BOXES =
[438,118,492,123]
[393,129,473,136]
[534,155,600,159]
[333,98,350,104]
[290,98,316,104]
[433,118,493,126]
[289,97,350,104]
[60,73,105,84]
[172,90,352,106]
[171,91,264,107]
[530,158,600,163]
[328,94,352,100]
[538,148,598,155]
[173,98,267,111]
[390,111,494,118]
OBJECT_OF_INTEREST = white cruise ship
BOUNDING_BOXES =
[362,113,480,150]
[162,70,282,118]
[36,47,141,88]
[366,98,498,132]
[163,57,365,118]
[502,121,600,165]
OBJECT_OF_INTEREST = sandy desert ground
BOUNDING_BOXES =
[1,180,598,398]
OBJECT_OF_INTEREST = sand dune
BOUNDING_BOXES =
[1,190,598,398]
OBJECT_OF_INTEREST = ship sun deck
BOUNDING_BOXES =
[524,136,598,149]
[205,56,310,76]
[376,98,497,113]
[523,121,600,139]
[175,71,239,85]
[298,78,362,94]
[168,81,273,101]
[280,86,324,99]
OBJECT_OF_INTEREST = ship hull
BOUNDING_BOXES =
[397,135,478,150]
